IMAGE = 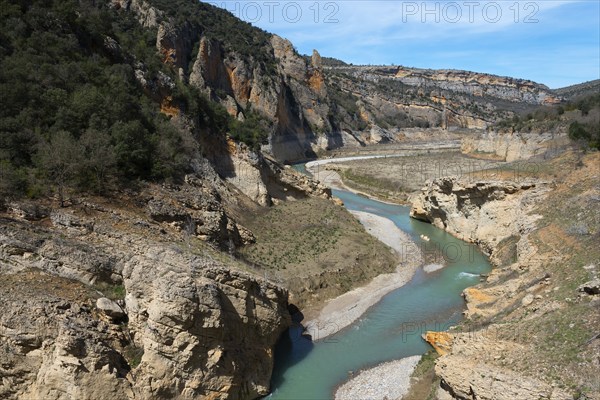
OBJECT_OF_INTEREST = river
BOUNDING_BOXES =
[265,165,492,400]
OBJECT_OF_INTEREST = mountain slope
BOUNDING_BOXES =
[110,0,567,160]
[554,79,600,100]
[0,2,396,399]
[0,1,593,399]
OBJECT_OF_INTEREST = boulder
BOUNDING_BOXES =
[578,279,600,295]
[96,297,126,321]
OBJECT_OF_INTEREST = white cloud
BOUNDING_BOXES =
[201,0,599,85]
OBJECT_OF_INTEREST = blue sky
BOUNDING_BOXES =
[203,1,600,88]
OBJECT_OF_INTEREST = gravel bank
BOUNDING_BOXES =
[334,355,422,400]
[304,211,421,340]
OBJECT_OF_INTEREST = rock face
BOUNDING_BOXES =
[391,66,561,105]
[424,331,454,356]
[122,247,290,399]
[111,0,161,28]
[461,130,569,162]
[0,159,302,399]
[325,65,563,134]
[0,271,133,400]
[433,333,571,400]
[410,154,600,400]
[410,177,549,255]
[204,138,331,206]
[331,65,561,105]
[112,0,564,162]
[424,326,573,400]
[0,253,289,400]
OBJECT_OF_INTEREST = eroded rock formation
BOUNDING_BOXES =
[461,130,569,162]
[411,153,600,399]
[410,177,549,255]
[111,0,564,162]
[0,158,306,399]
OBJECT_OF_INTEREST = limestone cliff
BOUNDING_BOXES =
[325,65,562,134]
[461,130,570,162]
[410,177,550,255]
[111,0,564,162]
[411,152,600,399]
[392,66,561,105]
[111,0,334,161]
[0,160,300,399]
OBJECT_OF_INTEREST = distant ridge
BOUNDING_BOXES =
[554,79,600,100]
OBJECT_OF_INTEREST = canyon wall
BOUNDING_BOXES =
[410,153,600,399]
[0,161,301,399]
[461,131,569,162]
[410,177,550,255]
[112,0,564,162]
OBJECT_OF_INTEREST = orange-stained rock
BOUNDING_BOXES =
[226,137,238,155]
[424,331,454,356]
[463,287,493,304]
[160,96,179,117]
[332,197,344,207]
[308,70,324,92]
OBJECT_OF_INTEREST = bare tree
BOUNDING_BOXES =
[80,129,116,191]
[36,131,83,206]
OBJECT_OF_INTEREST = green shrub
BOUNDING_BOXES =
[569,121,599,149]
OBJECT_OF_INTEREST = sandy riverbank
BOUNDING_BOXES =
[306,162,347,191]
[334,355,422,400]
[306,160,408,205]
[301,156,426,397]
[303,210,422,340]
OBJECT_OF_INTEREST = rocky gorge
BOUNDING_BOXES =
[1,0,598,399]
[0,159,299,399]
[409,151,600,399]
[112,0,568,162]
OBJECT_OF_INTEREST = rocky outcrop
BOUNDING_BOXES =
[433,333,571,400]
[268,36,331,160]
[145,181,246,246]
[156,21,200,77]
[111,0,161,28]
[325,65,563,134]
[461,130,569,162]
[0,247,290,400]
[262,156,332,202]
[123,247,290,399]
[0,154,312,399]
[410,177,549,255]
[205,138,330,206]
[208,138,273,206]
[424,331,454,356]
[333,65,562,105]
[410,153,600,400]
[424,326,571,400]
[324,67,493,133]
[112,0,569,162]
[0,271,133,400]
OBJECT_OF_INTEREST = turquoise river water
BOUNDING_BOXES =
[265,167,492,400]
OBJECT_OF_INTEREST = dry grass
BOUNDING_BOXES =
[332,152,504,203]
[236,197,397,311]
[463,151,600,396]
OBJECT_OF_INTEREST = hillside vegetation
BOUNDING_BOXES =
[0,0,271,204]
[494,92,600,149]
